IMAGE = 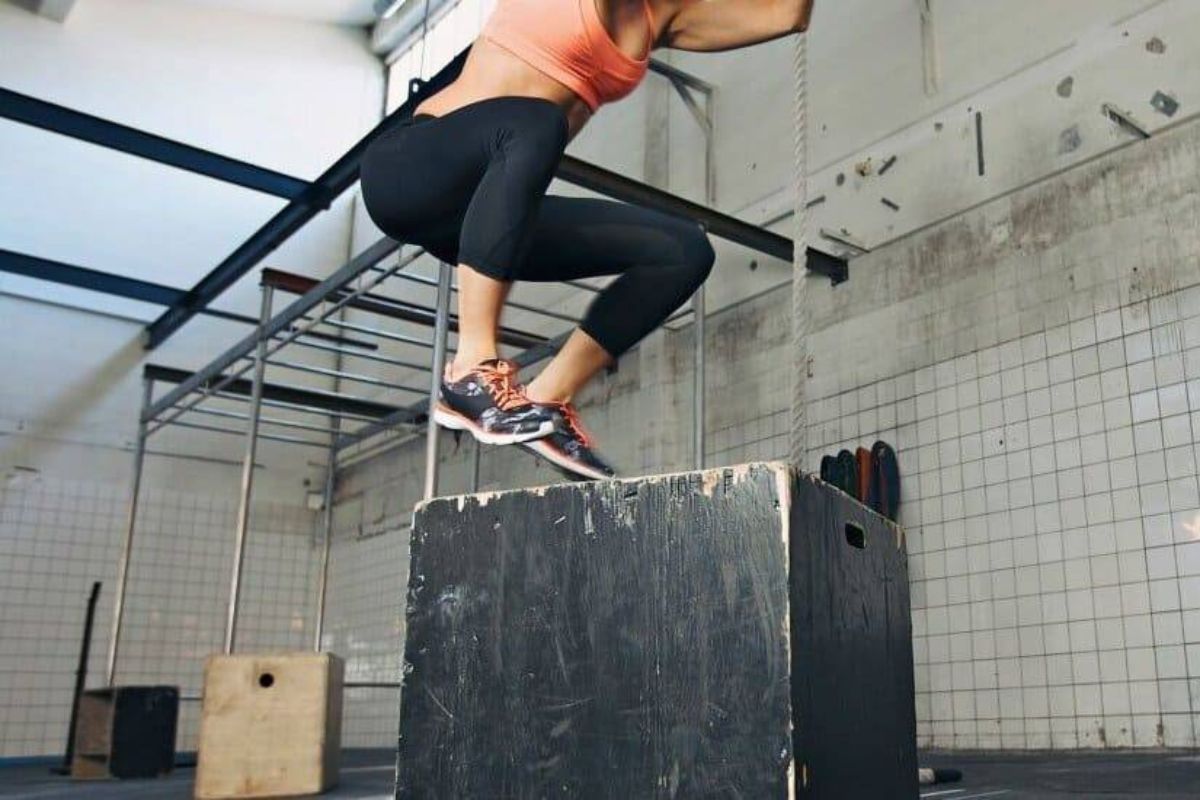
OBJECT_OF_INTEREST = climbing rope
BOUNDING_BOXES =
[789,32,811,470]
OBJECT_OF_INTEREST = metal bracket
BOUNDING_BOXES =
[1102,103,1151,139]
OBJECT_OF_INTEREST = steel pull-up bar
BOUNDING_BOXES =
[144,237,402,424]
[140,46,846,348]
[262,267,551,350]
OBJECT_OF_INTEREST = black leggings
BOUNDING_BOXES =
[359,96,715,358]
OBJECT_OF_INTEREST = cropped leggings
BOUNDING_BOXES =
[359,97,715,359]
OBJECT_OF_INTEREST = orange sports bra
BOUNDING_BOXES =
[481,0,655,112]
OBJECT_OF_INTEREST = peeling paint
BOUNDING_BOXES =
[701,468,723,496]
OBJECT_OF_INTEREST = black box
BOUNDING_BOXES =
[398,463,916,799]
[72,685,178,780]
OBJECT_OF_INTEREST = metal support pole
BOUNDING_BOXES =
[423,263,453,501]
[313,293,346,653]
[693,81,716,470]
[693,286,706,469]
[312,442,337,651]
[471,438,482,493]
[105,377,153,686]
[224,285,274,654]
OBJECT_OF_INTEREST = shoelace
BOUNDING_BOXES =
[476,361,530,411]
[553,402,593,448]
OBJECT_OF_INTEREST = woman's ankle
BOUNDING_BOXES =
[448,351,498,381]
[524,379,572,405]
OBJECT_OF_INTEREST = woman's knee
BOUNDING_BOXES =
[677,221,716,289]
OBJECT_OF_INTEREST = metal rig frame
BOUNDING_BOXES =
[0,46,847,688]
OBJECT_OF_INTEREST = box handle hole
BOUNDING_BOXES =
[845,522,866,550]
[258,672,275,689]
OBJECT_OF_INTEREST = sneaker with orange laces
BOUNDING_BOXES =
[521,401,616,481]
[433,359,555,445]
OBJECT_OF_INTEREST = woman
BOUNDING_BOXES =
[361,0,815,480]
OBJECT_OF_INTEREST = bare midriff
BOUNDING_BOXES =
[414,39,594,137]
[413,0,657,139]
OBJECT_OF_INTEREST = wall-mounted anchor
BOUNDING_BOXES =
[1102,103,1151,139]
[1151,91,1179,118]
[819,228,871,253]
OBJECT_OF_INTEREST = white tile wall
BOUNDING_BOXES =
[0,472,317,757]
[786,118,1200,749]
[322,117,1200,750]
[71,107,1194,757]
[321,492,412,748]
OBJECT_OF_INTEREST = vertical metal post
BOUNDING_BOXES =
[312,442,337,651]
[224,285,274,654]
[693,286,706,470]
[694,87,716,470]
[105,377,153,686]
[424,262,453,501]
[312,280,349,652]
[471,439,482,493]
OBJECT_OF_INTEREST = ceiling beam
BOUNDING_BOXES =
[0,88,312,201]
[142,51,471,351]
[0,247,257,325]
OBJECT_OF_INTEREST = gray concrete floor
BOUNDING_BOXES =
[1,749,1197,798]
[918,749,1200,799]
[0,750,394,799]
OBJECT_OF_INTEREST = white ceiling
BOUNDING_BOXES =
[172,0,379,25]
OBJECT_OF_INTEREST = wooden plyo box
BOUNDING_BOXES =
[196,652,344,799]
[399,462,917,799]
[71,685,178,780]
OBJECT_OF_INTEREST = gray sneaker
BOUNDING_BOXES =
[521,401,617,481]
[432,359,554,445]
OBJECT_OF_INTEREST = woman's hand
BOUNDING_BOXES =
[658,0,813,53]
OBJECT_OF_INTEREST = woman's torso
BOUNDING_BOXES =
[414,0,659,138]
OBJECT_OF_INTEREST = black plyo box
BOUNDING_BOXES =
[72,685,178,780]
[398,462,916,799]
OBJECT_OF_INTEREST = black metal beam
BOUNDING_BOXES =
[143,44,847,349]
[144,364,412,423]
[0,247,258,324]
[0,249,394,351]
[142,51,473,351]
[556,157,847,284]
[1,247,183,305]
[0,87,311,200]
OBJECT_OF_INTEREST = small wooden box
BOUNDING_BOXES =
[71,685,178,780]
[196,652,344,799]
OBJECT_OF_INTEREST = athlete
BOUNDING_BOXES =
[361,0,815,480]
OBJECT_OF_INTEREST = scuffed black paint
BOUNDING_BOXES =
[789,473,918,799]
[398,464,916,799]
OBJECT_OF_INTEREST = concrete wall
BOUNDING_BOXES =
[0,0,382,757]
[743,116,1200,750]
[322,111,1200,752]
[7,0,1200,759]
[665,0,1199,315]
[317,0,1200,752]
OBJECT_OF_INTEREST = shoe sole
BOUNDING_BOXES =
[432,404,553,445]
[520,438,614,482]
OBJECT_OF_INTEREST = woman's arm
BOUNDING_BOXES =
[656,0,813,52]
